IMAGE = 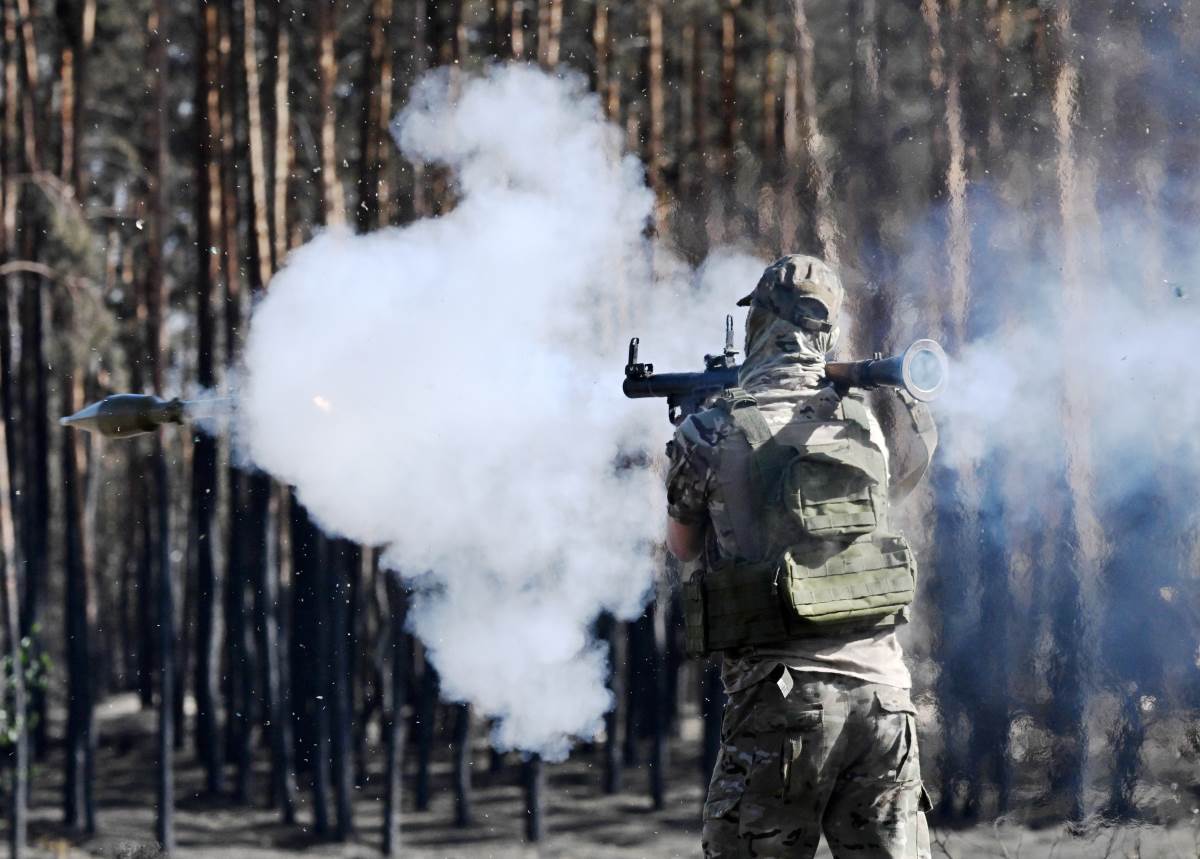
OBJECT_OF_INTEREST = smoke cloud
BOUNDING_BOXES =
[924,203,1199,519]
[238,65,761,758]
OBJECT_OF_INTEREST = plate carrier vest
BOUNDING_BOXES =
[683,387,917,657]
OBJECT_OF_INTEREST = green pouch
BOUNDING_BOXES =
[683,574,707,658]
[781,534,916,627]
[687,561,792,656]
[785,456,882,539]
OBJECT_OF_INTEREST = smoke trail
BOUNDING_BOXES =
[237,65,762,758]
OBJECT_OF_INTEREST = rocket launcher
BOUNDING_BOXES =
[623,315,947,422]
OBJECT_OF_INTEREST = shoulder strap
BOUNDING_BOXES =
[722,388,773,448]
[721,392,794,506]
[710,394,770,560]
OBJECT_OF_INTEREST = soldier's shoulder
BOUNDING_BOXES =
[676,404,735,451]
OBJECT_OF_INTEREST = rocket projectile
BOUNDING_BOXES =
[60,394,186,438]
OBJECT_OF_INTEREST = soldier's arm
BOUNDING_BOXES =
[664,416,714,562]
[667,517,704,562]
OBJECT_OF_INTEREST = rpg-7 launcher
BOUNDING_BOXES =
[623,315,947,423]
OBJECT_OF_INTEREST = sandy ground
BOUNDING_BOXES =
[8,693,1200,858]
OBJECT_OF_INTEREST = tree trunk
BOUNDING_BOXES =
[60,316,95,835]
[317,0,344,225]
[592,3,609,104]
[0,303,25,857]
[791,0,840,265]
[510,0,527,60]
[537,0,562,68]
[452,702,473,827]
[413,649,437,812]
[647,597,666,811]
[523,754,544,842]
[192,0,224,797]
[241,0,271,288]
[12,0,43,763]
[357,0,394,232]
[381,572,408,856]
[330,540,356,840]
[646,0,667,230]
[598,612,622,794]
[1047,0,1098,821]
[490,0,511,59]
[310,532,333,837]
[0,8,24,850]
[146,0,175,848]
[254,476,296,820]
[0,0,21,626]
[17,238,47,760]
[271,0,290,270]
[701,659,725,798]
[622,619,641,767]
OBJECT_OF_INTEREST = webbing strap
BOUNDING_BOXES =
[723,392,792,511]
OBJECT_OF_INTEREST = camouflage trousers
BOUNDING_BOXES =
[702,669,932,859]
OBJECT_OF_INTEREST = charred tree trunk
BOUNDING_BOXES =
[0,7,26,851]
[192,0,223,797]
[452,702,473,828]
[0,303,25,857]
[523,754,544,842]
[60,321,95,834]
[647,597,666,811]
[17,245,47,759]
[222,0,256,797]
[254,477,296,820]
[329,540,356,840]
[597,612,622,794]
[490,0,511,58]
[0,0,20,628]
[146,0,175,848]
[622,619,641,767]
[701,659,725,796]
[225,413,252,805]
[59,0,96,831]
[357,0,394,231]
[381,573,408,856]
[311,532,333,837]
[413,649,437,812]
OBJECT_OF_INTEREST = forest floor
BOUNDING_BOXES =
[9,693,1200,858]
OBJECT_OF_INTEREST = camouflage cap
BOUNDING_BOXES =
[736,254,843,333]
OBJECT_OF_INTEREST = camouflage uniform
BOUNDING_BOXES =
[667,255,934,859]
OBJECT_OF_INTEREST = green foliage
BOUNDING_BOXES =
[0,630,51,747]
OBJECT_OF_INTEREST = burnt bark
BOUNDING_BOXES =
[381,573,409,856]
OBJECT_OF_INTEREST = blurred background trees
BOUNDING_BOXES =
[0,0,1198,855]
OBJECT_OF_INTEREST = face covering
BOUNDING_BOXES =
[738,304,839,394]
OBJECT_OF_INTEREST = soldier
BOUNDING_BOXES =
[665,254,936,859]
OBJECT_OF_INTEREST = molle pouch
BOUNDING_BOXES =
[685,562,792,656]
[754,395,889,542]
[780,533,916,629]
[683,574,708,658]
[783,454,882,540]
